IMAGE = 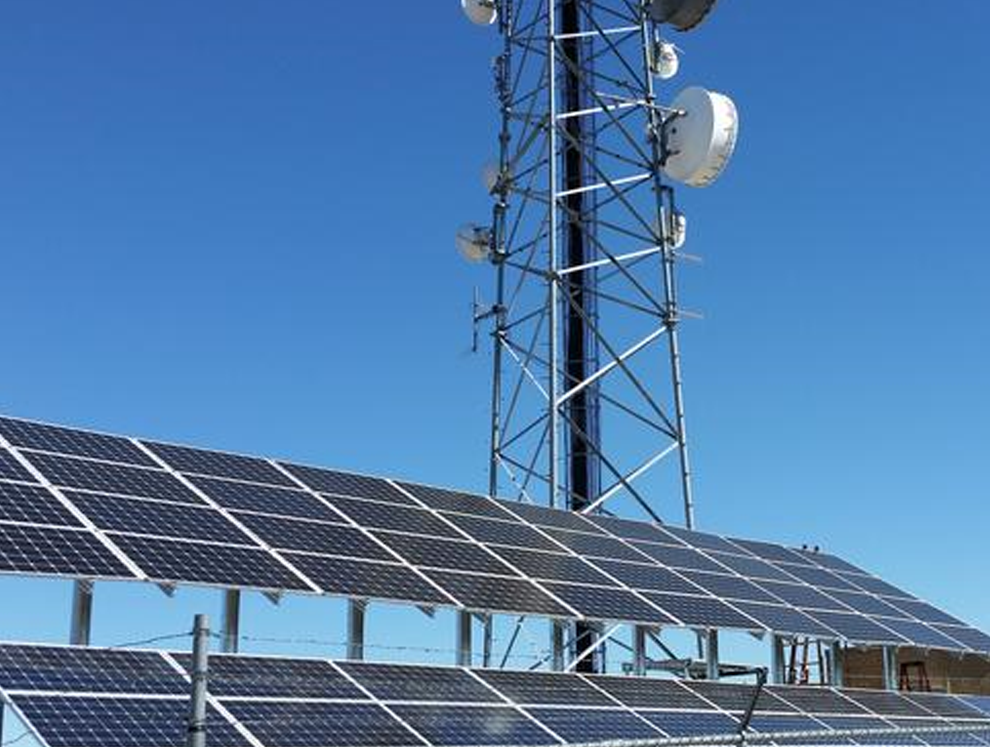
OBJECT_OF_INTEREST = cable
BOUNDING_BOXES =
[1,733,32,747]
[106,631,193,650]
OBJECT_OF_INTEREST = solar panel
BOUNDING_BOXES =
[190,476,340,521]
[0,644,184,693]
[145,440,295,487]
[637,710,740,738]
[632,543,729,574]
[585,676,711,710]
[590,559,703,595]
[424,570,569,617]
[441,514,561,552]
[0,523,134,578]
[0,482,82,526]
[285,554,450,603]
[841,689,933,718]
[172,653,365,698]
[373,532,517,576]
[660,525,746,555]
[804,611,906,645]
[541,528,651,563]
[884,599,966,626]
[729,601,839,639]
[903,694,985,720]
[391,704,555,746]
[539,582,673,624]
[584,514,677,545]
[934,625,990,653]
[339,662,502,703]
[825,590,913,619]
[488,546,613,586]
[680,570,780,604]
[235,512,393,560]
[223,701,420,747]
[25,452,202,504]
[477,670,614,707]
[816,715,917,746]
[776,563,862,592]
[767,686,870,715]
[840,572,916,600]
[748,713,830,737]
[728,537,813,565]
[280,463,414,505]
[398,482,515,520]
[109,534,311,591]
[886,718,985,747]
[756,580,851,611]
[11,695,248,747]
[704,551,798,582]
[500,502,606,534]
[0,416,156,467]
[0,449,37,482]
[792,549,868,575]
[643,592,763,630]
[324,495,461,538]
[65,491,253,545]
[686,680,797,713]
[877,618,970,651]
[527,707,660,742]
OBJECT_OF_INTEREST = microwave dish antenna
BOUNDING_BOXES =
[649,0,720,32]
[662,86,739,188]
[461,0,497,26]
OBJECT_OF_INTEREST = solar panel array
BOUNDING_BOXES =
[2,644,990,747]
[1,415,989,653]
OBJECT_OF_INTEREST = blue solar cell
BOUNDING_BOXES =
[756,580,851,611]
[775,563,862,591]
[748,714,832,739]
[841,689,931,717]
[280,463,414,505]
[817,716,916,745]
[172,653,362,698]
[540,581,674,624]
[0,449,36,482]
[324,495,461,538]
[632,543,728,574]
[706,551,799,582]
[542,528,651,563]
[767,686,870,715]
[934,625,990,653]
[490,546,613,585]
[591,559,702,594]
[66,491,252,544]
[730,602,840,639]
[479,669,613,706]
[825,590,913,619]
[887,718,985,746]
[903,694,988,720]
[442,513,560,552]
[883,598,966,626]
[499,501,605,534]
[0,644,185,693]
[393,705,555,746]
[13,695,247,747]
[792,549,868,575]
[285,554,450,604]
[527,707,660,742]
[191,475,340,521]
[840,573,916,600]
[686,680,797,713]
[399,482,516,519]
[679,570,780,604]
[727,537,813,565]
[660,525,746,554]
[0,482,81,527]
[643,592,763,630]
[144,441,295,486]
[585,514,678,544]
[0,417,157,467]
[225,701,419,747]
[340,662,501,703]
[0,524,134,579]
[877,618,972,650]
[426,570,570,617]
[374,532,517,576]
[235,512,391,560]
[586,676,711,710]
[804,611,906,645]
[637,710,740,738]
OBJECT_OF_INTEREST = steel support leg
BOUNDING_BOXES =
[830,642,844,687]
[482,615,493,668]
[632,626,648,676]
[706,630,720,681]
[187,614,210,747]
[220,589,241,654]
[347,600,367,661]
[551,621,566,672]
[882,646,898,691]
[456,611,473,667]
[771,636,787,685]
[70,580,94,646]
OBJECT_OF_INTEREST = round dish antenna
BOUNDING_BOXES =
[649,0,719,32]
[652,41,680,80]
[461,0,498,26]
[662,86,738,188]
[456,223,493,263]
[482,161,501,193]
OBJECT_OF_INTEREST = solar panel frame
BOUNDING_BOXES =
[279,462,415,505]
[397,482,517,520]
[234,512,394,561]
[189,475,342,522]
[584,675,713,710]
[477,670,616,707]
[425,569,572,617]
[338,662,503,704]
[0,523,136,580]
[0,482,83,527]
[539,581,675,624]
[323,495,463,539]
[284,553,453,605]
[487,546,614,586]
[440,513,562,552]
[373,532,519,576]
[584,514,679,545]
[0,417,157,467]
[391,704,558,746]
[642,591,764,630]
[0,448,39,482]
[589,558,704,595]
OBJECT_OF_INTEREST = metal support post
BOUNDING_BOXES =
[551,621,566,672]
[881,646,898,691]
[632,626,648,676]
[771,636,787,685]
[706,630,720,681]
[456,611,473,667]
[186,614,210,747]
[482,615,493,668]
[830,642,845,687]
[220,590,240,654]
[70,580,94,646]
[347,599,367,662]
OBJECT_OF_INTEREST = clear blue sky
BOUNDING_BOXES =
[0,0,988,687]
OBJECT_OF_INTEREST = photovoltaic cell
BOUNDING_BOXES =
[172,653,363,698]
[730,602,840,639]
[934,625,990,653]
[398,482,515,520]
[542,528,651,563]
[904,694,986,720]
[590,559,702,595]
[0,417,156,467]
[586,676,711,710]
[748,714,831,739]
[0,450,36,482]
[638,710,740,738]
[526,707,659,742]
[0,524,133,578]
[826,590,912,619]
[12,695,247,747]
[25,452,202,504]
[686,680,797,713]
[190,476,340,522]
[805,611,906,645]
[223,701,420,747]
[109,534,310,590]
[727,538,812,565]
[0,482,81,527]
[766,686,870,715]
[499,502,605,534]
[884,599,966,626]
[679,570,780,604]
[540,582,673,624]
[425,570,569,617]
[477,670,614,707]
[643,592,762,630]
[0,645,184,693]
[877,618,969,650]
[65,491,252,544]
[885,718,983,747]
[234,513,392,561]
[284,554,450,604]
[441,514,560,552]
[489,546,613,586]
[816,716,917,746]
[840,689,933,718]
[792,549,867,575]
[705,551,799,582]
[280,463,414,505]
[775,563,862,591]
[374,532,516,576]
[756,580,851,611]
[840,573,916,600]
[660,526,745,555]
[584,514,677,545]
[631,543,728,574]
[144,440,295,487]
[392,705,554,746]
[339,662,502,703]
[324,495,461,539]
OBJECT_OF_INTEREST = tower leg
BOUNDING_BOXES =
[70,580,94,646]
[347,599,366,661]
[221,589,240,654]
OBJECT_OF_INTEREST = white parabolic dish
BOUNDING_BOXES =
[456,223,492,263]
[461,0,497,26]
[662,86,739,188]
